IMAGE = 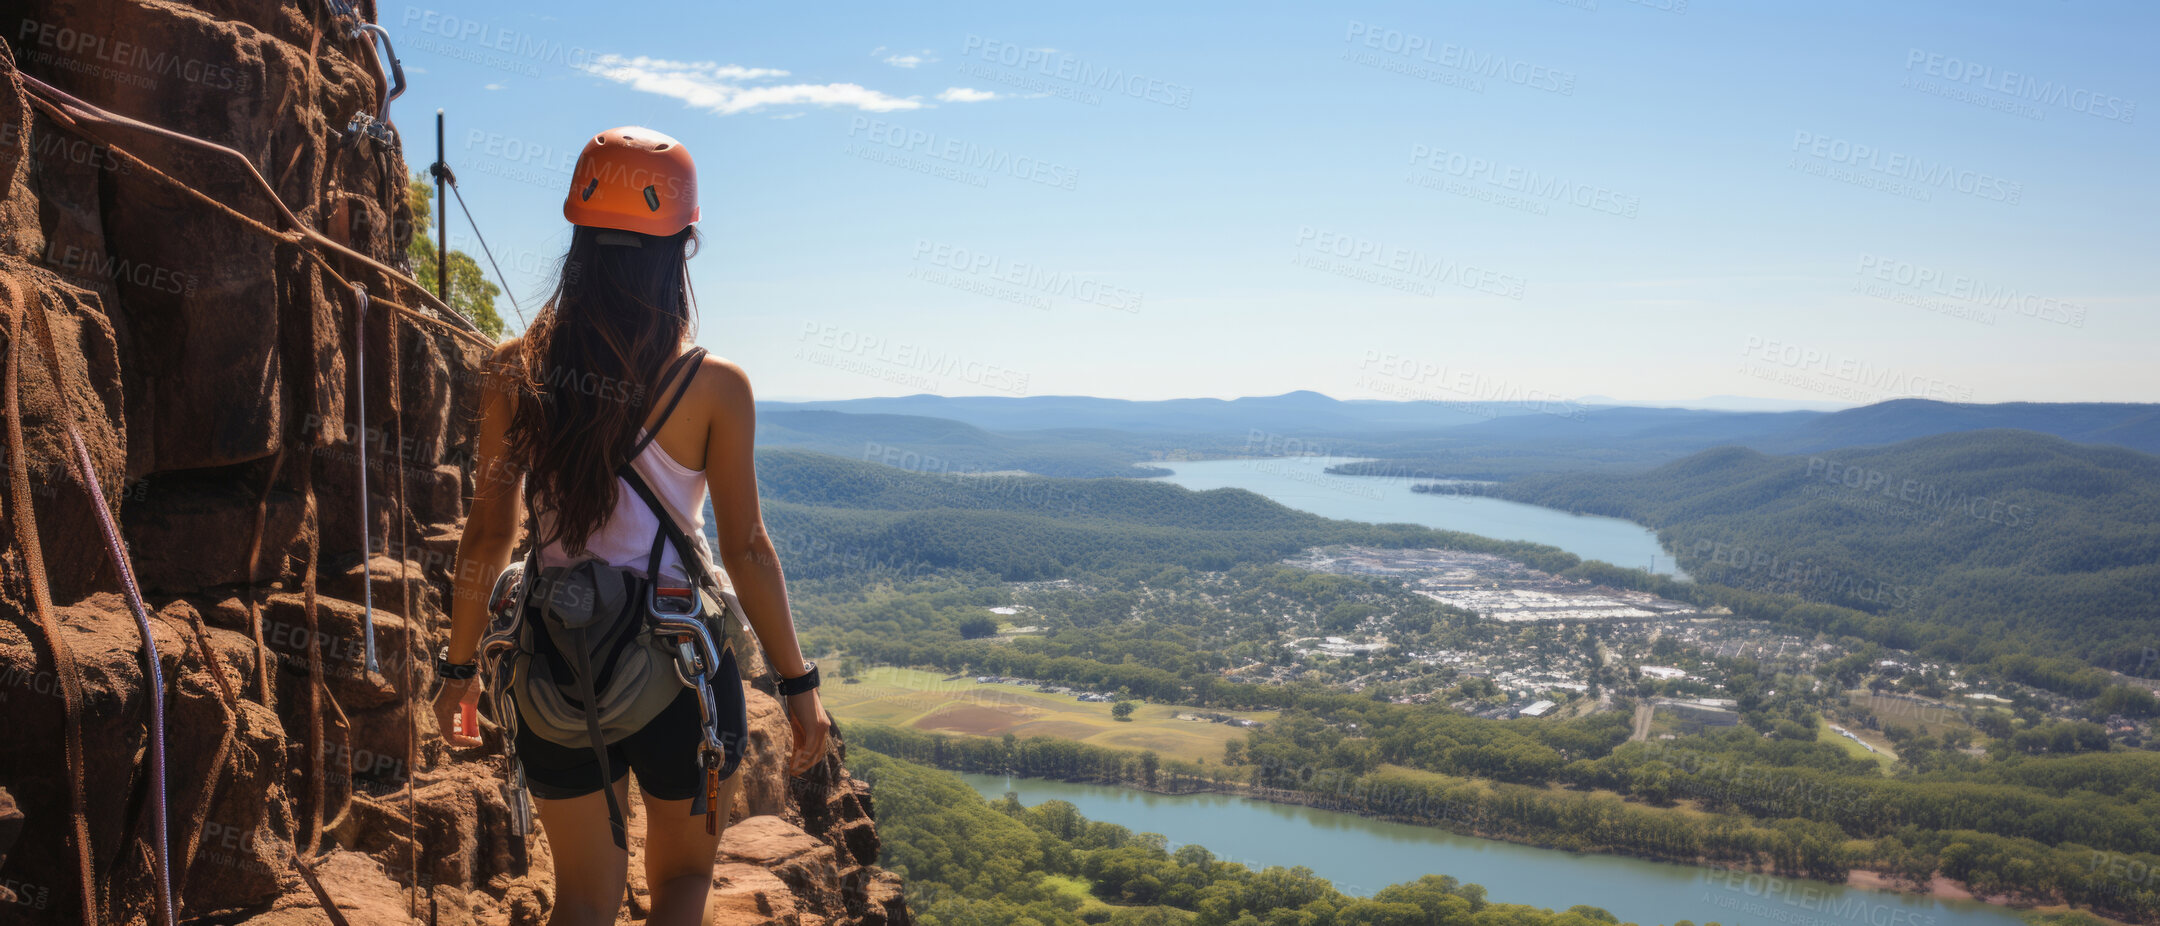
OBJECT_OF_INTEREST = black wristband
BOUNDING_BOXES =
[777,661,819,696]
[435,646,478,680]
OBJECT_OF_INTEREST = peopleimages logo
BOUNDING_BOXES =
[1854,255,2085,328]
[1354,351,1586,420]
[958,35,1193,109]
[1903,49,2137,123]
[1701,870,1937,926]
[16,19,250,91]
[911,240,1141,313]
[1294,226,1529,300]
[1407,144,1640,218]
[1805,456,2031,529]
[41,240,196,296]
[1343,21,1577,95]
[796,323,1031,396]
[1789,131,2023,205]
[401,7,600,75]
[1737,336,1974,403]
[846,117,1081,191]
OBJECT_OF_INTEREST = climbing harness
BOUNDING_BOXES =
[646,576,737,835]
[489,348,747,847]
[481,562,534,837]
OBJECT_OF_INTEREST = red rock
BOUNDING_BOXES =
[0,3,908,922]
[0,788,20,905]
[721,816,843,912]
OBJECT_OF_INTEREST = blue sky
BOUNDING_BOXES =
[393,0,2155,405]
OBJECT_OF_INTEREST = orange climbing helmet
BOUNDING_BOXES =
[561,126,699,236]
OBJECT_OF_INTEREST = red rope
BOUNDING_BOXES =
[0,279,102,926]
[13,72,491,349]
[5,29,509,923]
[61,423,177,926]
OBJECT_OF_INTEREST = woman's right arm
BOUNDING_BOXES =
[435,340,526,748]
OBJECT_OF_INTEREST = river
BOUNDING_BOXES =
[957,772,2024,926]
[1148,456,1689,579]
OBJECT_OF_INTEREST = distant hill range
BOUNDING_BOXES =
[766,390,1516,435]
[1478,428,2160,669]
[758,394,2160,479]
[1758,399,2160,455]
[757,410,1174,478]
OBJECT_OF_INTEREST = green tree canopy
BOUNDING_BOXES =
[406,175,507,338]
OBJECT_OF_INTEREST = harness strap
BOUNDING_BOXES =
[513,345,724,846]
[620,344,723,599]
[565,620,629,850]
[622,465,724,599]
[625,347,707,463]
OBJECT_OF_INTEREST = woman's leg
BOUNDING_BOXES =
[533,777,634,926]
[640,771,742,926]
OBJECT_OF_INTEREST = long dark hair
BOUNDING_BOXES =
[506,223,699,553]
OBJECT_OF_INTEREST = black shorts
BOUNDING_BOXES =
[514,647,748,802]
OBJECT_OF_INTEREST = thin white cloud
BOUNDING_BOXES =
[483,82,505,91]
[937,87,1002,103]
[871,46,939,68]
[583,55,920,115]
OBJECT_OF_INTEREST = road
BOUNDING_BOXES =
[1629,701,1654,742]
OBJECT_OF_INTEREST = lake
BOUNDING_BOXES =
[958,772,2024,926]
[1149,456,1689,579]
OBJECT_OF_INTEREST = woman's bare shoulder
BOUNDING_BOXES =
[485,336,524,372]
[694,353,753,401]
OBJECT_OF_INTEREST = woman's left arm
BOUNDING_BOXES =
[703,357,830,775]
[434,342,526,748]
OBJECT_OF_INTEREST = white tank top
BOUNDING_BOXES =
[534,428,728,590]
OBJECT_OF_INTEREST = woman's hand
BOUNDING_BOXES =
[434,676,485,749]
[784,688,831,775]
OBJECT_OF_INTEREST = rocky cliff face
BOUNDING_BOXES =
[0,3,906,924]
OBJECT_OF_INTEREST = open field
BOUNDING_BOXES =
[1039,875,1114,915]
[1845,691,1975,738]
[822,666,1276,765]
[1818,720,1897,770]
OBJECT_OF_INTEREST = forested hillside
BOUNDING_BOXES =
[1758,399,2160,455]
[1331,400,2160,479]
[758,410,1177,477]
[752,449,1582,579]
[749,446,2160,924]
[761,398,2160,484]
[1477,430,2160,669]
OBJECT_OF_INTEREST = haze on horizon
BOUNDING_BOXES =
[404,0,2156,405]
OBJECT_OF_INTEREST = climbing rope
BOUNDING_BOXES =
[14,71,494,350]
[63,426,175,926]
[352,284,378,674]
[0,47,100,926]
[442,175,528,328]
[14,281,177,925]
[6,35,506,924]
[0,281,102,926]
[386,288,424,921]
